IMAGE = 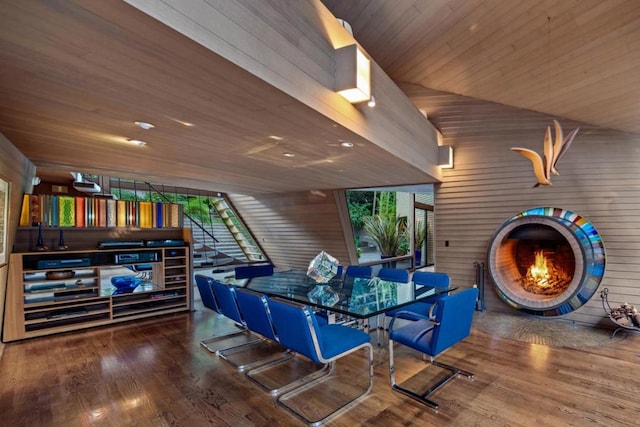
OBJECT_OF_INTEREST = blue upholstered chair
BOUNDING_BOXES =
[216,288,294,372]
[344,265,373,280]
[245,296,329,396]
[195,274,221,314]
[197,281,261,357]
[234,264,274,280]
[195,274,225,351]
[370,268,410,341]
[388,287,478,411]
[377,267,410,283]
[342,265,373,295]
[385,271,451,322]
[265,298,374,425]
[413,271,451,297]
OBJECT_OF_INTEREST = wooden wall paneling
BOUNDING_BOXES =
[229,191,351,270]
[403,87,640,327]
[0,133,36,344]
[435,131,640,326]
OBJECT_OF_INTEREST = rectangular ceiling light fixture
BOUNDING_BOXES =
[335,44,371,103]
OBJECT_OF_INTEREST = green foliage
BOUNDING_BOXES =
[183,196,214,224]
[397,238,409,256]
[375,191,396,218]
[347,191,374,230]
[348,201,371,230]
[362,215,408,256]
[347,190,399,231]
[112,189,219,225]
[414,221,426,249]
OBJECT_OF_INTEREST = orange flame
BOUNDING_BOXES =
[528,250,550,287]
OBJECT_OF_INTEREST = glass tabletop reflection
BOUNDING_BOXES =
[238,269,449,320]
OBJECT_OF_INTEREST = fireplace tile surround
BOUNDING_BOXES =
[487,207,606,317]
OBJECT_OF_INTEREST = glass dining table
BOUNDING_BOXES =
[232,269,452,343]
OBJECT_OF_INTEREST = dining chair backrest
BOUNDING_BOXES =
[429,287,478,356]
[267,298,372,366]
[267,298,323,364]
[195,274,220,313]
[211,281,244,324]
[377,268,409,283]
[412,271,450,289]
[235,264,274,279]
[343,265,373,294]
[235,288,278,341]
[345,265,373,279]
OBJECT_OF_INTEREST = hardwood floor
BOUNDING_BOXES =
[1,301,639,426]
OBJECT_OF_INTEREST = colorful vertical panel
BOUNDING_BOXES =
[139,201,152,228]
[19,194,30,227]
[58,196,75,227]
[18,194,184,229]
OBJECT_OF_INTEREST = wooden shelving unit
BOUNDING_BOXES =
[2,229,192,342]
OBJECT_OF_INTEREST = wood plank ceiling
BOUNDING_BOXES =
[2,1,640,196]
[322,0,640,135]
[0,0,434,195]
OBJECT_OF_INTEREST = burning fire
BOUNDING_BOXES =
[520,250,571,295]
[528,250,550,287]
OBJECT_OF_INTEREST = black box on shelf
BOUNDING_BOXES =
[36,258,91,269]
[113,250,161,265]
[145,239,185,247]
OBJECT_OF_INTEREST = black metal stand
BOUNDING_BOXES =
[474,261,486,311]
[600,287,640,338]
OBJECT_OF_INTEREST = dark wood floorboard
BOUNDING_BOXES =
[1,299,640,426]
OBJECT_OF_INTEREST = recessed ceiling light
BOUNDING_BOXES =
[268,135,284,141]
[127,138,148,146]
[340,141,354,148]
[134,121,155,130]
[167,117,195,127]
[282,152,295,157]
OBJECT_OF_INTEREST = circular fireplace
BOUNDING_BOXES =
[487,207,606,317]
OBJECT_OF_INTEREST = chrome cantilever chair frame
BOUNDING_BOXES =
[267,298,374,426]
[388,287,478,411]
[201,281,262,361]
[219,288,295,374]
[195,274,235,353]
[375,268,410,343]
[246,301,332,397]
[383,271,451,342]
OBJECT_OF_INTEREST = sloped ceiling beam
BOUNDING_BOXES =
[125,0,442,182]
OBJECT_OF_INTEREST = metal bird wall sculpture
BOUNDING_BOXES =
[511,120,579,187]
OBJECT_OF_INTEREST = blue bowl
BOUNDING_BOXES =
[111,275,142,292]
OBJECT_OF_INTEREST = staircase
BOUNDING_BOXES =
[134,182,266,272]
[209,198,264,262]
[184,217,248,271]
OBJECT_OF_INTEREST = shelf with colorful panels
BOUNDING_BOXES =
[19,193,184,229]
[2,232,193,342]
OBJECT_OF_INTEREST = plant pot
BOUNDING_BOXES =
[381,254,397,268]
[414,250,422,265]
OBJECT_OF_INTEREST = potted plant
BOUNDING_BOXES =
[414,221,426,265]
[362,215,408,258]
